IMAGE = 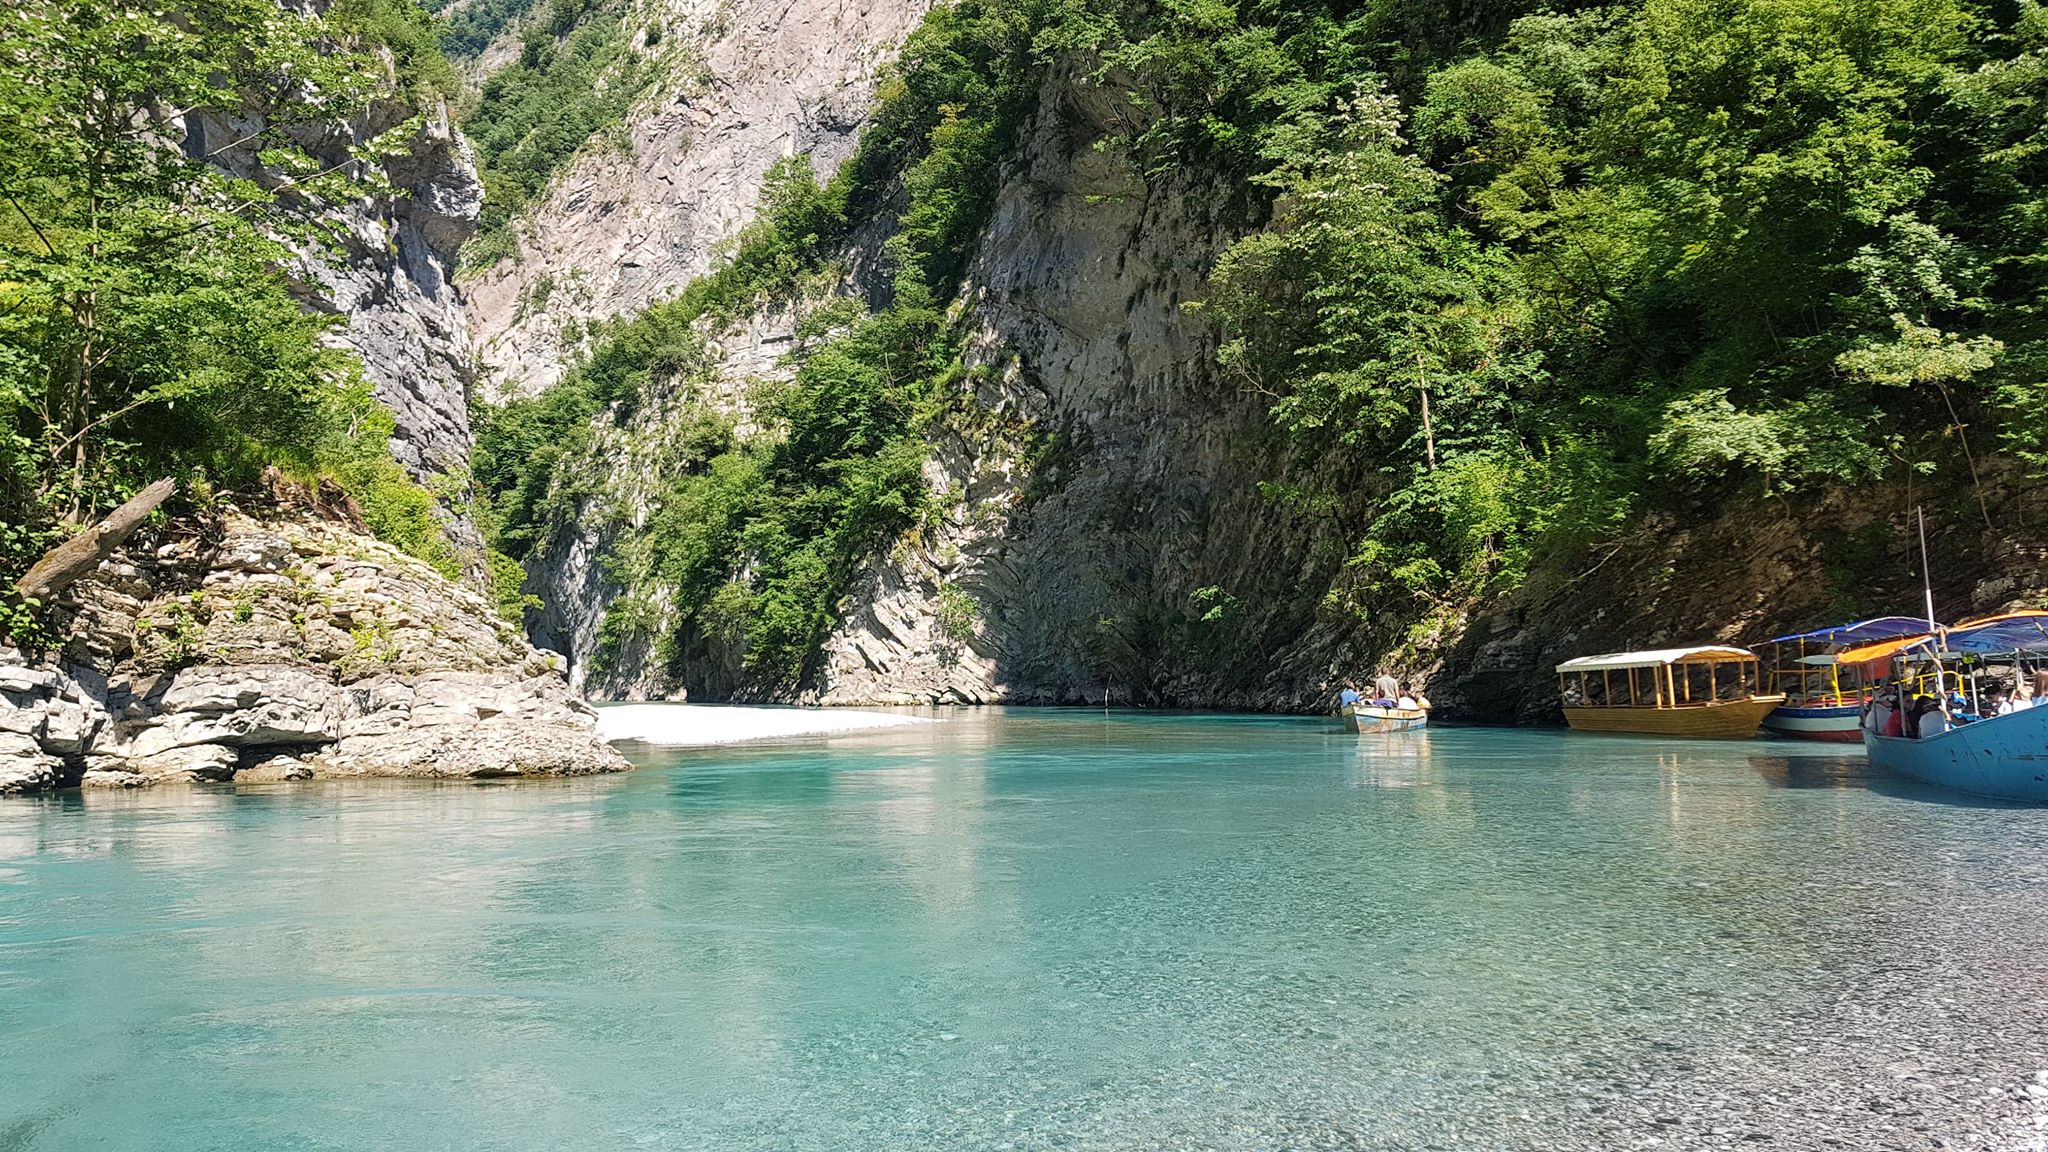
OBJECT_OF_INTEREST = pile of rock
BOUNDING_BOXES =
[1,509,629,794]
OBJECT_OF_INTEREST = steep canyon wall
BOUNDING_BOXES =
[501,47,2048,718]
[463,0,934,400]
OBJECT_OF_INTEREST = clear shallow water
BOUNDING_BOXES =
[4,712,2048,1151]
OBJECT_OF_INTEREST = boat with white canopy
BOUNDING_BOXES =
[1555,646,1784,738]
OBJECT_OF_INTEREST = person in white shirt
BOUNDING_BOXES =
[1914,697,1950,738]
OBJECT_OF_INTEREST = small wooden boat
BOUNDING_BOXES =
[1758,617,1926,743]
[1344,704,1428,734]
[1555,646,1784,739]
[1842,612,2048,803]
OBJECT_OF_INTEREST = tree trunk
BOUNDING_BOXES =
[16,477,176,602]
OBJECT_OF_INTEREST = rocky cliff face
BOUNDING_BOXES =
[463,0,931,401]
[304,106,486,490]
[190,85,487,577]
[0,502,627,796]
[811,74,1371,708]
[512,56,2048,717]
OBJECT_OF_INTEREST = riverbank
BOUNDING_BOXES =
[0,503,627,794]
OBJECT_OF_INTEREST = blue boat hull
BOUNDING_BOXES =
[1863,704,2048,803]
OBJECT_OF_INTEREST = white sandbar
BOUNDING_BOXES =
[596,703,931,747]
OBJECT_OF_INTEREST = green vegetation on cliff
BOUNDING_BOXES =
[0,0,469,639]
[1130,0,2048,629]
[459,0,657,269]
[475,0,1055,692]
[481,0,2048,693]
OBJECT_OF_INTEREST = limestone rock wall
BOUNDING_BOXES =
[464,0,933,401]
[812,73,1370,708]
[190,87,488,580]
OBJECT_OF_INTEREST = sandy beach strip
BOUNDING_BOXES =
[595,703,932,747]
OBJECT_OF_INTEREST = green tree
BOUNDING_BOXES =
[0,0,416,518]
[0,0,468,628]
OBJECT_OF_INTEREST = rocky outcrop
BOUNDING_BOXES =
[0,507,628,795]
[303,107,486,489]
[464,0,931,400]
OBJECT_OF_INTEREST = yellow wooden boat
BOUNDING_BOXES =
[1555,646,1785,739]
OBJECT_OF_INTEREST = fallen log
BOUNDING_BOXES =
[16,478,176,602]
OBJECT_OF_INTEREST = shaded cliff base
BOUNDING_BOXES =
[1433,472,2048,723]
[1,501,627,796]
[608,471,2048,722]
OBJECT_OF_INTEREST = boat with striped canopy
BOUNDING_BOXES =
[1555,646,1785,738]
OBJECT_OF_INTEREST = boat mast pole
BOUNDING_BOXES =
[1917,505,1936,633]
[1917,505,1948,718]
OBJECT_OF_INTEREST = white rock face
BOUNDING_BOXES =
[464,0,932,400]
[310,108,486,486]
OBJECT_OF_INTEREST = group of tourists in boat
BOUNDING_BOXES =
[1337,672,1433,734]
[1544,611,2048,803]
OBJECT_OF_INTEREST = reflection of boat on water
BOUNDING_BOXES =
[1841,613,2048,804]
[1555,646,1784,739]
[1344,730,1435,789]
[1757,617,1925,742]
[1343,704,1428,734]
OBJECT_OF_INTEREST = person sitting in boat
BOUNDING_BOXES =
[1397,681,1433,711]
[2031,669,2048,706]
[1910,695,1950,739]
[1981,687,2013,717]
[1864,688,1900,736]
[1337,683,1362,712]
[1372,671,1401,707]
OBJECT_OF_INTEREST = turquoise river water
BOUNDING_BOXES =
[4,711,2048,1151]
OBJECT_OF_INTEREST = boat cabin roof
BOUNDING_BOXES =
[1835,610,2048,663]
[1555,646,1756,674]
[1765,616,1927,646]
